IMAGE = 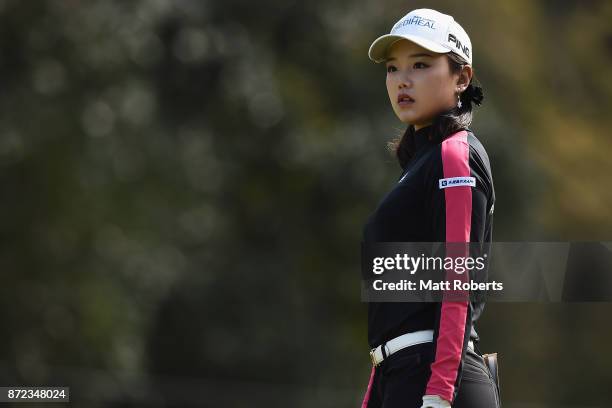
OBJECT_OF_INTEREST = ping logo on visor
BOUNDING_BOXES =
[438,176,476,189]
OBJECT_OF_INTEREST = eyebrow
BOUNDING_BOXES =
[385,53,434,62]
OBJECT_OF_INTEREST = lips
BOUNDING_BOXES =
[397,93,415,106]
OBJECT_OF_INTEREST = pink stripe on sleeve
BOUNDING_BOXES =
[360,365,376,408]
[425,130,471,403]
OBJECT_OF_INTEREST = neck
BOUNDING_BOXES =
[414,122,432,131]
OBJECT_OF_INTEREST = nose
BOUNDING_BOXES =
[396,70,412,88]
[397,81,412,93]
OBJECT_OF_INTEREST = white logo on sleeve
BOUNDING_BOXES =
[438,176,476,189]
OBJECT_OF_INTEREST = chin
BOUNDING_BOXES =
[396,113,418,124]
[396,111,432,126]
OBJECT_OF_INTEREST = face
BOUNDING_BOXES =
[384,39,471,130]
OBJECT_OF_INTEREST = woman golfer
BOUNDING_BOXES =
[360,8,500,408]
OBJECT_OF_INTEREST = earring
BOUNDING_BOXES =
[457,93,462,109]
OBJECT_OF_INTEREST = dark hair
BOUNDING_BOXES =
[387,52,484,170]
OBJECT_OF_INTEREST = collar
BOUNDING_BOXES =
[414,125,473,149]
[414,124,434,152]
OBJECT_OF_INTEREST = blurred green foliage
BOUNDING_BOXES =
[0,0,610,406]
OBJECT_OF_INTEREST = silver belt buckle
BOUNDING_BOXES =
[369,347,378,366]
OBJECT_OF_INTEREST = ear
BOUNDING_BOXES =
[457,65,473,90]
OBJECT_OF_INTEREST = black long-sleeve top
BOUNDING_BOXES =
[361,124,495,403]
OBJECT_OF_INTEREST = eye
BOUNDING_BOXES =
[414,62,429,69]
[386,65,397,73]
